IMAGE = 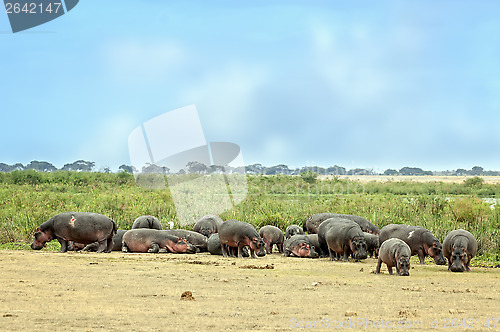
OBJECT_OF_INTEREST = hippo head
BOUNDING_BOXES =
[249,237,266,257]
[198,226,214,238]
[449,246,467,272]
[427,242,447,265]
[30,228,52,250]
[294,242,318,258]
[172,237,197,254]
[396,256,411,276]
[351,236,368,260]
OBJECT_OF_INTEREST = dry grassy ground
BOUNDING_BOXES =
[1,250,499,331]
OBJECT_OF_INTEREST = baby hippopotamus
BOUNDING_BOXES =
[132,215,162,230]
[443,229,478,272]
[193,215,223,237]
[259,225,284,254]
[218,219,266,258]
[285,225,304,239]
[376,238,411,276]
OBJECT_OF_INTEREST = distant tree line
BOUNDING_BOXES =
[1,160,499,177]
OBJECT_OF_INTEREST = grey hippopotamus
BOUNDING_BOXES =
[318,217,368,261]
[376,238,411,276]
[218,219,266,258]
[364,232,380,258]
[70,229,128,252]
[306,234,322,256]
[304,213,380,235]
[132,215,162,230]
[193,215,223,237]
[31,212,117,253]
[443,229,478,272]
[163,229,208,252]
[259,225,284,254]
[121,229,196,253]
[379,224,446,265]
[284,235,319,258]
[207,233,249,257]
[285,225,305,239]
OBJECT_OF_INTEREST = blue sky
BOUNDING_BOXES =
[1,1,500,172]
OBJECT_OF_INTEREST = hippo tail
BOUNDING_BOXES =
[111,219,118,235]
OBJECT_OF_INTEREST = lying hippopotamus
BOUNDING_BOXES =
[285,225,304,239]
[443,229,478,272]
[379,224,446,265]
[31,212,117,253]
[193,215,223,237]
[163,229,208,252]
[376,238,411,276]
[318,217,367,261]
[218,219,266,258]
[132,215,162,230]
[284,235,319,258]
[304,213,380,235]
[121,229,196,253]
[207,233,249,257]
[259,225,284,254]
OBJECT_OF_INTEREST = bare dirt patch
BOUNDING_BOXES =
[0,250,499,331]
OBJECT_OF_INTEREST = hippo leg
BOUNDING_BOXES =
[277,243,283,253]
[148,242,160,253]
[417,249,426,264]
[375,258,382,274]
[342,252,349,262]
[158,248,168,253]
[387,266,394,275]
[221,243,229,257]
[95,240,108,253]
[57,238,69,253]
[284,249,291,257]
[106,236,113,253]
[328,248,336,261]
[82,242,99,252]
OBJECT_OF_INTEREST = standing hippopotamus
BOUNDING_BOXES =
[122,229,196,253]
[218,219,266,258]
[304,213,379,235]
[259,225,284,254]
[207,233,249,257]
[285,225,305,239]
[379,224,446,265]
[443,229,478,272]
[31,212,117,253]
[163,229,208,252]
[376,238,411,276]
[284,235,319,258]
[193,215,223,237]
[364,232,380,258]
[132,215,162,230]
[318,217,368,261]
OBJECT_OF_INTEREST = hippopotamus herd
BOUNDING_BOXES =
[31,211,479,274]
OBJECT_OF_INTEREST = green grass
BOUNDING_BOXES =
[0,171,499,264]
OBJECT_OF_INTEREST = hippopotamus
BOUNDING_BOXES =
[285,225,305,239]
[306,234,322,256]
[318,217,367,261]
[304,213,380,235]
[121,229,196,253]
[70,229,128,252]
[193,215,223,237]
[443,229,478,272]
[207,233,249,257]
[31,212,117,253]
[376,238,411,276]
[284,235,319,258]
[364,232,380,258]
[259,225,284,254]
[379,224,446,265]
[163,229,208,252]
[218,219,266,258]
[132,215,162,230]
